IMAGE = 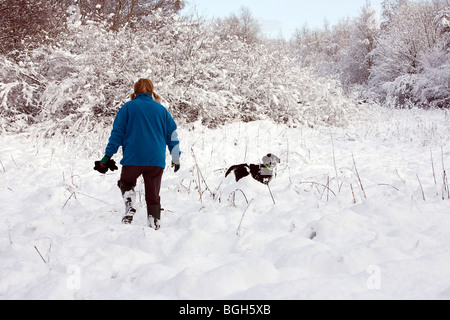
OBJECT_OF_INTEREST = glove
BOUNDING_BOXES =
[106,159,118,171]
[172,159,180,173]
[94,156,118,174]
[94,161,108,174]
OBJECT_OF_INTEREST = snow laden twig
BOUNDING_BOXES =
[298,181,337,198]
[34,246,48,266]
[416,173,426,201]
[267,183,275,204]
[330,130,341,192]
[10,155,18,168]
[229,189,249,207]
[63,185,113,208]
[378,183,400,191]
[326,176,330,201]
[236,199,253,237]
[191,146,212,203]
[34,242,52,271]
[352,153,366,199]
[430,148,437,186]
[430,148,439,197]
[350,183,356,204]
[62,188,77,209]
[441,146,449,200]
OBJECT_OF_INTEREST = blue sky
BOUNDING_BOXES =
[183,0,384,39]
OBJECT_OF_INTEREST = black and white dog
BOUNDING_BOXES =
[225,154,281,185]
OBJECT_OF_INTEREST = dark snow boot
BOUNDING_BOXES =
[147,204,161,230]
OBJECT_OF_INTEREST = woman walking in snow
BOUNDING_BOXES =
[94,79,180,230]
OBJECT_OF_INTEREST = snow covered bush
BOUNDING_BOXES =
[369,0,449,109]
[0,3,364,134]
[381,47,449,109]
[0,55,43,132]
[290,0,448,110]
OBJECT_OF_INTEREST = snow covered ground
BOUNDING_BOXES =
[1,106,450,300]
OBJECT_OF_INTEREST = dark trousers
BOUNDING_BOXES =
[118,166,164,206]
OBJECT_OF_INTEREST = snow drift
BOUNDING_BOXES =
[1,106,450,300]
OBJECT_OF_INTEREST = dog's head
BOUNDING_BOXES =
[262,154,280,168]
[260,153,280,177]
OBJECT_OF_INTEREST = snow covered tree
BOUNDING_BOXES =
[337,1,381,87]
[434,2,450,48]
[53,0,185,30]
[291,23,332,70]
[0,2,363,133]
[214,6,262,45]
[369,0,449,108]
[0,0,59,55]
[291,0,382,90]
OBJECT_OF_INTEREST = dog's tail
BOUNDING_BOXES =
[225,165,240,178]
[225,164,251,182]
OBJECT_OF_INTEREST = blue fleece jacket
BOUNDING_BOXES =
[105,93,180,168]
